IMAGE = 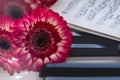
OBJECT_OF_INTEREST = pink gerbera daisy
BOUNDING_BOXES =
[0,0,41,19]
[15,8,72,71]
[0,16,24,75]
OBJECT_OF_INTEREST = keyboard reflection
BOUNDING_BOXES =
[0,68,43,80]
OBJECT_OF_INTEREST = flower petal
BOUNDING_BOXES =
[4,62,14,75]
[13,61,21,73]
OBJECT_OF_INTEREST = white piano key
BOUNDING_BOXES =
[72,32,82,36]
[47,62,120,68]
[66,57,120,63]
[71,44,106,48]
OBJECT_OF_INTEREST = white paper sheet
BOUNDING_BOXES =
[51,0,120,41]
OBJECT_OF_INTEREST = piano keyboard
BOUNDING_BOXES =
[39,29,120,80]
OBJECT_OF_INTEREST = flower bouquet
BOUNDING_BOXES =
[0,0,72,75]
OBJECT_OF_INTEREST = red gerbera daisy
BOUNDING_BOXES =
[40,0,57,7]
[0,0,41,19]
[15,8,72,71]
[0,16,24,75]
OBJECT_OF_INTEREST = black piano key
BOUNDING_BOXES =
[71,29,119,44]
[39,63,120,77]
[72,36,119,48]
[70,48,120,57]
[72,29,119,48]
[45,77,120,80]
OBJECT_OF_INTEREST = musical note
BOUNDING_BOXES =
[97,12,113,25]
[62,0,81,14]
[87,0,110,21]
[75,0,95,18]
[109,15,120,29]
[97,0,120,25]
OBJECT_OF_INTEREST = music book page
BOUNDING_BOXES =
[51,0,120,41]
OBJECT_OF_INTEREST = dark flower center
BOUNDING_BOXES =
[32,30,51,50]
[37,37,46,46]
[7,4,24,19]
[0,38,10,50]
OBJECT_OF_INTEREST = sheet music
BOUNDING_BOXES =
[51,0,120,41]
